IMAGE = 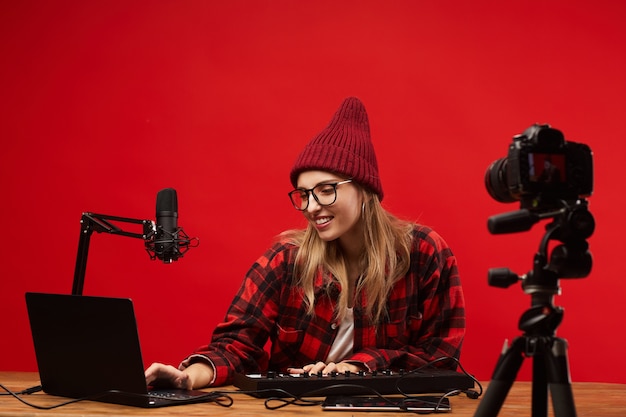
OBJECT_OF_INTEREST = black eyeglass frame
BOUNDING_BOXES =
[288,179,353,211]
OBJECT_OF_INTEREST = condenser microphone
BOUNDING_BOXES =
[154,188,179,262]
[147,188,196,263]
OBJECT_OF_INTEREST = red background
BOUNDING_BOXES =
[1,1,625,384]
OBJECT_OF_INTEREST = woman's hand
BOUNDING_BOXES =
[287,361,362,376]
[145,362,214,389]
[145,363,192,389]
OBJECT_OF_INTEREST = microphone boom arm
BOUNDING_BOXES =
[72,212,154,295]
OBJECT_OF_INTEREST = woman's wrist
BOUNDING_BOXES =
[184,362,215,389]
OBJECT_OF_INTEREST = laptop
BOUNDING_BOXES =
[25,292,220,408]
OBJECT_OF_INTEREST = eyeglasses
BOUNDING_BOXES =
[288,180,353,211]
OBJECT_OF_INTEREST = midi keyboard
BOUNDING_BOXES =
[233,368,474,397]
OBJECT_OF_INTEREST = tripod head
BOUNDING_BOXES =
[488,199,594,288]
[487,198,594,335]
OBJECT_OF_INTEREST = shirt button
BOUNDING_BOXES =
[331,323,337,330]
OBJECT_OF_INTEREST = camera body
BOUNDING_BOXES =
[486,124,593,209]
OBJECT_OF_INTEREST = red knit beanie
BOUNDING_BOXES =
[290,97,383,200]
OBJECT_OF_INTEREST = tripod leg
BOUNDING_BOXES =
[531,350,548,417]
[547,338,577,417]
[474,338,526,417]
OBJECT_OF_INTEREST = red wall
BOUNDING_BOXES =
[1,1,625,384]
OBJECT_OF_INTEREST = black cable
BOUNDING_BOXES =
[399,395,452,414]
[0,384,42,396]
[206,388,321,410]
[216,356,482,410]
[396,355,483,400]
[386,356,483,413]
[0,383,233,410]
[20,385,44,395]
[205,392,234,408]
[264,395,324,410]
[215,385,403,410]
[0,382,92,410]
[263,384,388,410]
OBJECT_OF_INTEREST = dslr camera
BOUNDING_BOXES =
[485,124,593,210]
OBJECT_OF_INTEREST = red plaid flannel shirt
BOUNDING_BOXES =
[183,225,465,386]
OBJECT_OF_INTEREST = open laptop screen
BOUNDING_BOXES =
[25,292,216,408]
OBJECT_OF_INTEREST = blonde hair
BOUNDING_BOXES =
[280,190,414,324]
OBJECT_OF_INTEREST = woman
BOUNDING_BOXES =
[145,97,465,389]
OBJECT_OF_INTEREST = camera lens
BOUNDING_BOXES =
[485,158,517,203]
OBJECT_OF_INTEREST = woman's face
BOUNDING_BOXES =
[296,170,364,246]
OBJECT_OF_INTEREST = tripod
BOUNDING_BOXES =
[474,289,576,417]
[474,200,594,417]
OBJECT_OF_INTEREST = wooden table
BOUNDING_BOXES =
[1,371,625,416]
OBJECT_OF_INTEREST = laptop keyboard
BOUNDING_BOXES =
[149,390,196,400]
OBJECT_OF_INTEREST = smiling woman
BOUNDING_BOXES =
[145,97,466,389]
